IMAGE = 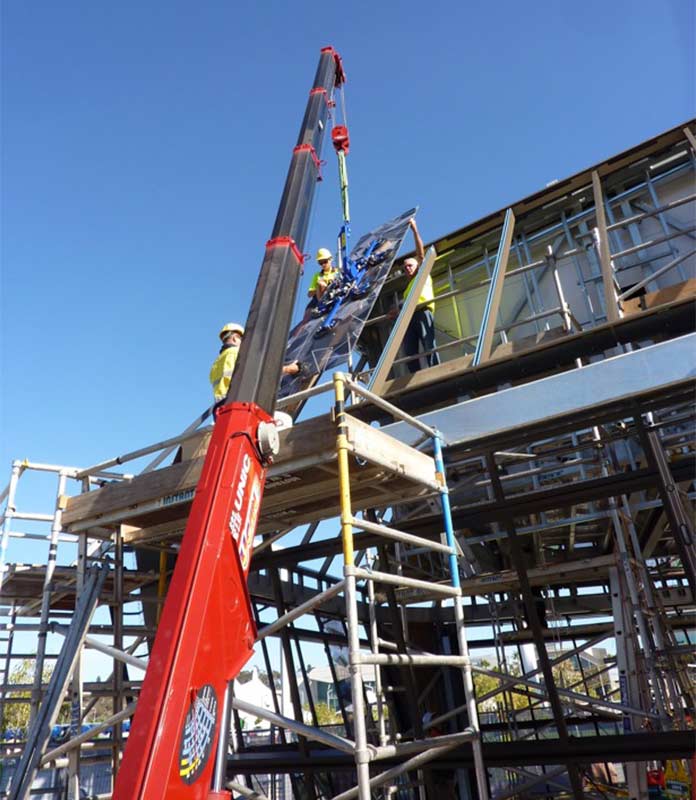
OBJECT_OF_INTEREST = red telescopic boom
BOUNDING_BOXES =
[113,47,345,800]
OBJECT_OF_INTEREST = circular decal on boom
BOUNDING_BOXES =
[178,684,218,784]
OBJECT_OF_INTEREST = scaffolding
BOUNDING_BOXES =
[1,121,695,800]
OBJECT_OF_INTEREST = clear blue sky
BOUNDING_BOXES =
[2,0,695,479]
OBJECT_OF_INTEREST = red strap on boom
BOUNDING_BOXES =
[309,86,335,110]
[266,236,305,265]
[293,143,324,181]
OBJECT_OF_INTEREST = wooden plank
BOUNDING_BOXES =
[64,414,338,528]
[62,459,204,527]
[344,414,439,490]
[643,277,696,309]
[489,327,566,362]
[122,519,187,547]
[63,411,434,535]
[179,430,211,462]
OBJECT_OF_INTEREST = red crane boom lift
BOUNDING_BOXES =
[113,46,346,800]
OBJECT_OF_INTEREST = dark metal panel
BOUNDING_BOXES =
[279,210,414,398]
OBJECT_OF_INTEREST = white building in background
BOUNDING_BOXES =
[234,666,275,730]
[298,664,377,713]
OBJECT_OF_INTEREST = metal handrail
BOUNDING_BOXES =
[75,416,213,479]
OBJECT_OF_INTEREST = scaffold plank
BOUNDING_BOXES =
[62,413,436,535]
[344,414,439,490]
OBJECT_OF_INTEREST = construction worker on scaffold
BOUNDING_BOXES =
[210,323,300,418]
[401,218,440,373]
[308,248,340,301]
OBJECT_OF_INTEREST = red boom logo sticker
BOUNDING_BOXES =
[228,453,261,574]
[239,476,261,572]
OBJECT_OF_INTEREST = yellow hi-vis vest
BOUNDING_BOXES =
[309,268,339,294]
[404,274,435,312]
[209,345,239,402]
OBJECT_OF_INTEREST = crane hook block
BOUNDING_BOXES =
[332,125,350,155]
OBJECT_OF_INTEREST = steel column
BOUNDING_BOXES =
[484,451,585,800]
[368,246,437,393]
[634,417,696,597]
[609,568,649,800]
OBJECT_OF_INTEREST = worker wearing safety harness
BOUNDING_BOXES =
[210,323,301,415]
[402,218,440,372]
[308,248,339,300]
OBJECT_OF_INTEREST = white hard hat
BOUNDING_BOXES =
[219,322,245,341]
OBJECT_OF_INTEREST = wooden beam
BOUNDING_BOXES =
[369,246,437,395]
[472,208,515,365]
[591,170,621,323]
[683,125,696,153]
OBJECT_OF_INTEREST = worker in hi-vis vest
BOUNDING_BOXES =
[308,248,340,301]
[395,218,440,373]
[210,322,300,415]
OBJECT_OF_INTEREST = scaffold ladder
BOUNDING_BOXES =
[333,372,489,800]
[8,564,106,800]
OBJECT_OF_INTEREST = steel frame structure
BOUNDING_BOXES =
[1,122,695,800]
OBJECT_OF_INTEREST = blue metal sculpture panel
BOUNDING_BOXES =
[280,208,415,398]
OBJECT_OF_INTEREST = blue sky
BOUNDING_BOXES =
[2,0,694,479]
[1,0,692,680]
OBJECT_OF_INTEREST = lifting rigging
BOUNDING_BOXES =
[310,79,391,338]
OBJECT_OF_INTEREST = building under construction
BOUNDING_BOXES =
[1,104,695,799]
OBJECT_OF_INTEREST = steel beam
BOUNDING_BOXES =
[252,457,696,570]
[634,418,696,597]
[484,451,584,800]
[384,333,696,448]
[225,731,696,772]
